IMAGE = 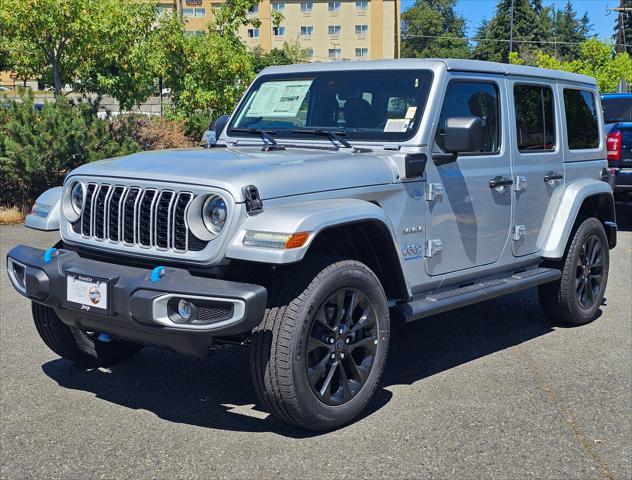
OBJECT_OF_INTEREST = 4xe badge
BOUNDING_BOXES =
[402,242,422,261]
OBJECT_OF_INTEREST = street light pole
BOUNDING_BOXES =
[509,0,515,53]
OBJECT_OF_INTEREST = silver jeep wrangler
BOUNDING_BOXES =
[7,60,617,430]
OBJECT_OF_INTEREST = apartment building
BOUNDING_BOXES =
[173,0,400,61]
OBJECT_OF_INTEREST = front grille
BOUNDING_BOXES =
[77,183,205,252]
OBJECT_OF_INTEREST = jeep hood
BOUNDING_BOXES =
[69,147,397,202]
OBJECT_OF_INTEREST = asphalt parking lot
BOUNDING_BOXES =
[1,204,630,480]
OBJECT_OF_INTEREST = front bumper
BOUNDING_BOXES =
[6,245,267,357]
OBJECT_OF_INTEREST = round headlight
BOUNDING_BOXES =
[202,194,228,235]
[62,181,85,223]
[70,182,85,215]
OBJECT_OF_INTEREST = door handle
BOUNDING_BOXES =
[544,172,563,182]
[489,176,514,189]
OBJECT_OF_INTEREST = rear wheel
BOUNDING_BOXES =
[250,257,390,430]
[539,217,609,326]
[32,303,143,367]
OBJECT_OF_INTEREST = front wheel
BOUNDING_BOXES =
[250,258,390,430]
[539,217,609,326]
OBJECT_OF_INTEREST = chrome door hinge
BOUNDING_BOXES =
[425,239,443,258]
[512,225,526,241]
[425,183,444,202]
[513,176,528,192]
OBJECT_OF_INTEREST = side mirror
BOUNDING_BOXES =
[404,153,427,178]
[443,116,483,154]
[202,114,230,147]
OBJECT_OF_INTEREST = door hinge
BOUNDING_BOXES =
[425,239,443,257]
[425,183,444,202]
[513,176,528,192]
[512,225,526,241]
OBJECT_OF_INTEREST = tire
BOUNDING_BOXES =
[539,217,609,326]
[250,257,390,430]
[32,303,143,367]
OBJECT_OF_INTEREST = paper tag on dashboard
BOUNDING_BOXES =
[405,107,417,119]
[384,118,410,132]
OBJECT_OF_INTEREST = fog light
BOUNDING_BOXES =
[178,299,192,321]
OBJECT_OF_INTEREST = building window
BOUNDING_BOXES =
[271,2,284,12]
[328,48,341,60]
[247,28,259,38]
[514,84,556,152]
[300,25,313,37]
[563,89,599,150]
[248,4,258,15]
[273,26,285,36]
[306,48,314,58]
[356,0,368,10]
[194,8,205,17]
[355,47,368,58]
[328,25,341,35]
[355,24,368,35]
[328,1,341,12]
[301,1,313,12]
[182,7,194,17]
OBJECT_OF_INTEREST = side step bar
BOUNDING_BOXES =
[393,267,561,323]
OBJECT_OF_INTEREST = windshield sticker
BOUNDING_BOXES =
[384,118,410,132]
[405,106,417,119]
[246,80,313,118]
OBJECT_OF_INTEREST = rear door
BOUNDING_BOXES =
[424,75,512,275]
[509,80,563,256]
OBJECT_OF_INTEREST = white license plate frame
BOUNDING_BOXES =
[65,273,110,313]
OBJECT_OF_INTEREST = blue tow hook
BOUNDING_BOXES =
[96,333,113,343]
[42,247,57,263]
[150,266,166,282]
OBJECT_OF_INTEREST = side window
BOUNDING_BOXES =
[563,89,599,150]
[435,81,500,154]
[513,84,555,152]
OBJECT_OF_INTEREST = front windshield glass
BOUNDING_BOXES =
[602,97,632,123]
[228,69,433,142]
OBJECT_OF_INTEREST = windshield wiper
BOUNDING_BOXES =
[230,128,286,151]
[292,128,372,153]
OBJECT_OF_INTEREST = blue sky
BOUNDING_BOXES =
[401,0,619,41]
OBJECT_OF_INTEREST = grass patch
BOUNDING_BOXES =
[0,206,25,225]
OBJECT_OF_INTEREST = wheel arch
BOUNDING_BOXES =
[542,179,616,259]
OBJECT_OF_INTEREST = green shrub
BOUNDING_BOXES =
[0,92,139,209]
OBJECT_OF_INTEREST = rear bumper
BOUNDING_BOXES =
[6,245,267,357]
[611,167,632,192]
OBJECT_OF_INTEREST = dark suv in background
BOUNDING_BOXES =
[603,93,632,198]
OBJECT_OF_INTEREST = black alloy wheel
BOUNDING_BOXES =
[306,288,378,406]
[575,234,605,309]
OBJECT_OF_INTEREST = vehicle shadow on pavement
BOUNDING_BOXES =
[615,201,632,232]
[41,288,558,437]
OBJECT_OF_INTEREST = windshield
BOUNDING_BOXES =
[228,69,433,143]
[602,97,632,123]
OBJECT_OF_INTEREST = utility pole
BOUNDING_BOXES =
[607,1,632,54]
[509,0,515,53]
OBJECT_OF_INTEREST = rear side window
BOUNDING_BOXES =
[513,84,555,152]
[435,81,501,154]
[563,89,600,150]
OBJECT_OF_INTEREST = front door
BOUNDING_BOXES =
[425,75,512,276]
[509,80,564,256]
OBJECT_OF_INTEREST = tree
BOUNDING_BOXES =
[250,40,310,73]
[613,8,632,55]
[474,0,539,62]
[510,39,632,93]
[401,0,470,59]
[0,0,160,109]
[552,1,591,61]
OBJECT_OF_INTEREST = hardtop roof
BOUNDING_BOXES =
[261,58,597,87]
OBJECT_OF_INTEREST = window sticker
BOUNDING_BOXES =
[405,106,417,119]
[384,118,410,132]
[245,80,313,118]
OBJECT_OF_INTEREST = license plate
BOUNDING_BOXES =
[66,273,109,311]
